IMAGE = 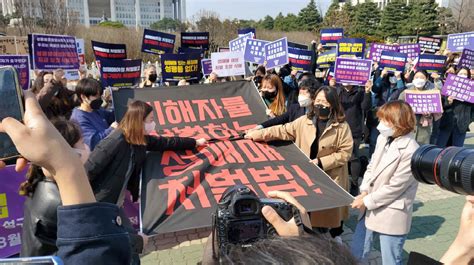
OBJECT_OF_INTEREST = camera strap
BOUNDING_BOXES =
[292,206,318,236]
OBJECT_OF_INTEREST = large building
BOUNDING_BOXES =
[349,0,454,9]
[1,0,186,28]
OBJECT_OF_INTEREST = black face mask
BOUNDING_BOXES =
[148,73,158,83]
[262,90,277,100]
[314,104,331,118]
[89,98,103,110]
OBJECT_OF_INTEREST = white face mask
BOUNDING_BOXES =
[413,78,426,88]
[389,76,397,84]
[377,121,394,138]
[145,121,156,135]
[298,95,312,107]
[458,74,468,79]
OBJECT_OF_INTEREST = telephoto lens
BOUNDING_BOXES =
[411,145,474,195]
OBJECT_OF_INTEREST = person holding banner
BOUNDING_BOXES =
[437,67,473,147]
[399,70,439,145]
[139,64,158,88]
[70,78,117,150]
[31,71,78,120]
[246,86,353,239]
[84,100,207,263]
[351,101,419,265]
[20,118,90,257]
[260,74,287,118]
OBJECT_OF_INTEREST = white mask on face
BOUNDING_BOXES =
[377,121,394,138]
[298,95,312,107]
[413,78,426,88]
[389,76,397,84]
[145,121,156,135]
[458,74,468,79]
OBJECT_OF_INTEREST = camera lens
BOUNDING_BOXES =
[411,145,474,195]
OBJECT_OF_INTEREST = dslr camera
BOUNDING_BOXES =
[212,185,296,257]
[411,145,474,195]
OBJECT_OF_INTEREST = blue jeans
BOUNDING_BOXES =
[437,123,467,147]
[351,216,407,265]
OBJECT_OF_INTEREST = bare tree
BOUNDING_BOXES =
[451,0,474,32]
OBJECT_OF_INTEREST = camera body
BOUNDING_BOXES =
[214,185,294,255]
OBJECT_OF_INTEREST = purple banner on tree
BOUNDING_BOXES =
[458,49,474,69]
[201,59,212,76]
[334,57,372,86]
[288,47,312,72]
[264,37,288,69]
[0,165,27,258]
[100,59,142,88]
[416,54,447,74]
[141,29,175,55]
[447,32,474,52]
[229,33,253,52]
[405,90,443,114]
[379,51,407,72]
[320,28,343,46]
[399,44,420,61]
[243,39,268,64]
[0,55,30,90]
[29,34,79,70]
[368,43,399,62]
[418,37,441,54]
[441,74,474,103]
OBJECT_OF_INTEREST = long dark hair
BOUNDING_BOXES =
[31,71,53,94]
[119,100,153,145]
[307,86,345,123]
[19,118,82,197]
[457,66,471,79]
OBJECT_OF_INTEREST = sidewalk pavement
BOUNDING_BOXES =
[142,127,474,265]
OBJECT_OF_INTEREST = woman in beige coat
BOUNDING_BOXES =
[351,101,419,265]
[246,85,353,239]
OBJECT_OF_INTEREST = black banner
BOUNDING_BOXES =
[141,29,175,55]
[91,40,127,61]
[181,32,210,50]
[113,81,353,235]
[418,36,442,54]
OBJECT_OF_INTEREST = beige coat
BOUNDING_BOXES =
[249,115,353,228]
[360,133,419,235]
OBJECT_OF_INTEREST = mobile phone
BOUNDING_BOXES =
[0,256,63,264]
[0,66,24,163]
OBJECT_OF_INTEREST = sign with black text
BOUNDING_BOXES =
[160,53,201,82]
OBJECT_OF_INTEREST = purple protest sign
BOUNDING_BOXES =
[29,34,79,70]
[201,59,212,76]
[447,32,474,52]
[288,47,312,72]
[399,44,420,61]
[441,74,474,103]
[416,54,447,74]
[264,37,288,69]
[229,33,253,52]
[123,191,140,231]
[0,165,27,258]
[0,55,30,90]
[458,49,474,69]
[368,43,399,62]
[243,39,268,64]
[238,28,256,39]
[405,90,443,114]
[334,57,372,86]
[379,51,407,72]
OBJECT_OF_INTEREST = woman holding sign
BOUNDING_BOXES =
[399,70,439,145]
[437,67,473,147]
[246,86,353,240]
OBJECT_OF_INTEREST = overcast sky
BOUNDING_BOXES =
[186,0,329,21]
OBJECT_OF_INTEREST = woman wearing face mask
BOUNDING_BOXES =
[351,101,419,265]
[70,78,118,151]
[260,74,287,118]
[85,100,207,263]
[20,118,90,257]
[437,67,473,147]
[399,70,438,145]
[140,64,158,88]
[251,77,321,130]
[246,86,353,240]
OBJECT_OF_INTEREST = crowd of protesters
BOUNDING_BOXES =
[0,35,473,265]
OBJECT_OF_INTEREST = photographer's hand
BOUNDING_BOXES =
[0,91,95,206]
[262,191,311,237]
